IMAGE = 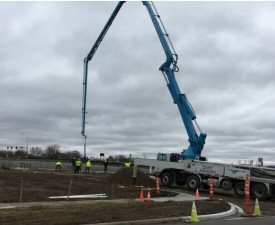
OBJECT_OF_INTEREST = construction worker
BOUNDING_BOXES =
[125,162,131,168]
[55,161,62,172]
[71,157,76,171]
[104,159,108,173]
[86,160,91,173]
[74,158,82,174]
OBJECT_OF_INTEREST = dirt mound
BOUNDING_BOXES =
[106,168,156,188]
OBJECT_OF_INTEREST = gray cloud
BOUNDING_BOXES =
[1,1,275,165]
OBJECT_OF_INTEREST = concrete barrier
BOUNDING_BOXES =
[0,159,149,174]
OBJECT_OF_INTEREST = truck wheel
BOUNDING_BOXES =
[161,172,173,187]
[234,182,245,197]
[251,184,268,201]
[186,175,200,191]
[220,178,233,191]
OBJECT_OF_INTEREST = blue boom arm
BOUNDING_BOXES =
[81,1,125,136]
[82,1,206,159]
[142,1,206,159]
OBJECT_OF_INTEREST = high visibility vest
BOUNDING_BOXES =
[56,162,62,166]
[86,161,91,167]
[75,160,81,166]
[125,162,131,167]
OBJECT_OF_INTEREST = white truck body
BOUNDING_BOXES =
[134,154,275,200]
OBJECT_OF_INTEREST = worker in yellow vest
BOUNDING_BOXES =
[86,160,91,173]
[125,162,131,168]
[55,161,62,172]
[75,158,82,174]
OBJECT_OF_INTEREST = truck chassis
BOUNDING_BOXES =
[134,156,275,201]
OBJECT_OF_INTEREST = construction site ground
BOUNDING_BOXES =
[0,168,274,225]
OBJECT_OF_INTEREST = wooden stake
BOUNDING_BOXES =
[112,183,115,197]
[20,179,23,203]
[67,180,72,200]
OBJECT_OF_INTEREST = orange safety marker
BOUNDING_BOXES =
[156,175,160,195]
[146,189,151,201]
[245,173,252,216]
[139,188,144,201]
[242,173,252,217]
[195,188,200,197]
[209,177,214,200]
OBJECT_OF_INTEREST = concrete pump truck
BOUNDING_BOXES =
[82,1,275,200]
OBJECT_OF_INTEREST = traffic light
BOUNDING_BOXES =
[7,146,9,150]
[11,146,13,149]
[16,146,18,150]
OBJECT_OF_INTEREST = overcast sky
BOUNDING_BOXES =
[1,1,275,165]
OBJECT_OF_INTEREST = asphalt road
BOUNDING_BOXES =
[164,185,275,224]
[168,216,275,225]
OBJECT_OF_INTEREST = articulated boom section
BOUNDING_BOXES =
[81,1,125,136]
[142,1,206,159]
[82,1,206,159]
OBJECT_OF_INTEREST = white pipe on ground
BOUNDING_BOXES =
[47,194,107,200]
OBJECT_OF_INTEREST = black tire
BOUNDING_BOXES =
[160,172,173,187]
[234,182,245,197]
[251,184,268,201]
[186,175,200,191]
[220,178,233,191]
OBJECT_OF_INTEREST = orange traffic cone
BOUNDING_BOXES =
[146,190,151,201]
[195,188,200,197]
[209,177,214,200]
[139,189,144,201]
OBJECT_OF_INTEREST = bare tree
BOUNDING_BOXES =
[72,150,82,158]
[62,150,82,159]
[14,150,25,158]
[0,150,14,158]
[30,147,43,157]
[45,144,61,159]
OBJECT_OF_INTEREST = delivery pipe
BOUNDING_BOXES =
[48,194,107,200]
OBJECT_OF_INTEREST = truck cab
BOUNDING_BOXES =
[157,153,179,162]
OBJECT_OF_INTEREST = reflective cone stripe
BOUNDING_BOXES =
[156,175,160,195]
[245,177,250,195]
[209,177,214,200]
[147,191,151,201]
[245,174,252,216]
[253,198,261,216]
[190,201,200,222]
[156,183,160,195]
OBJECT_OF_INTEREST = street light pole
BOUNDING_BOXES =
[21,133,28,157]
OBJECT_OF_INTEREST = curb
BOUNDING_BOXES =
[82,202,238,225]
[0,199,134,210]
[180,203,236,221]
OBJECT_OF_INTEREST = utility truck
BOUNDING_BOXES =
[134,153,275,200]
[81,1,275,200]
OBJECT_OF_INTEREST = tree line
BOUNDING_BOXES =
[0,144,81,159]
[0,144,133,162]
